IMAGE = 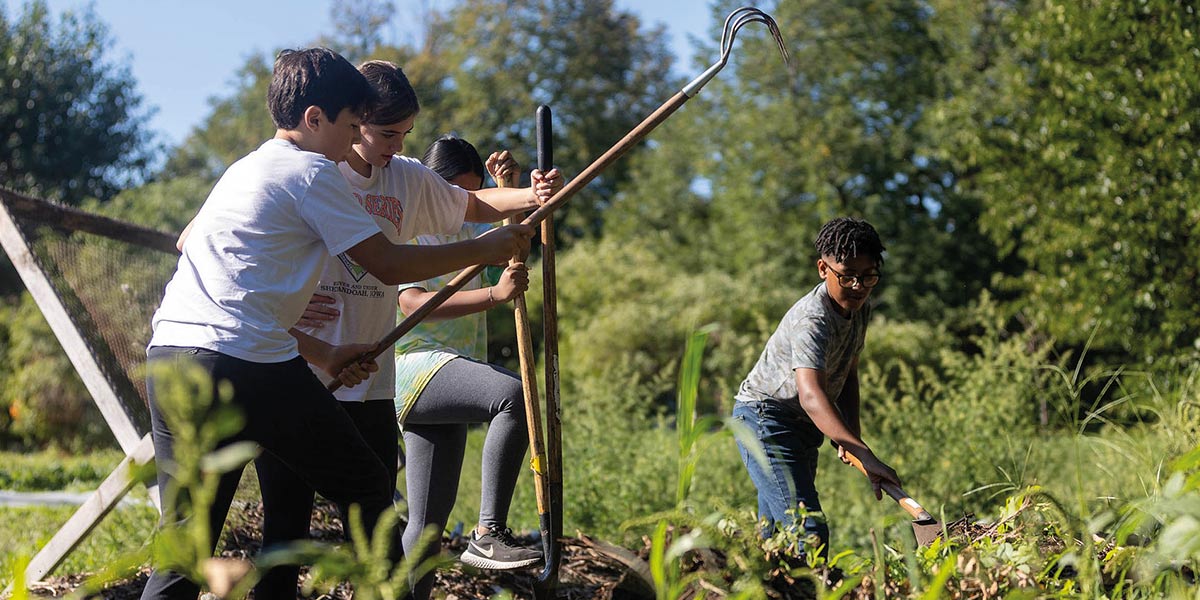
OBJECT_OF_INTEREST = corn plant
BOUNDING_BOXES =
[676,325,719,505]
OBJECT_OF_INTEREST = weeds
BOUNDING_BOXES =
[621,321,1200,599]
[5,316,1198,598]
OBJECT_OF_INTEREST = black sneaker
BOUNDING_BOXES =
[460,527,543,570]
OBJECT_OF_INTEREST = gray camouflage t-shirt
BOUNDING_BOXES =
[735,282,871,419]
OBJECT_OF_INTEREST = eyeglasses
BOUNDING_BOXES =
[825,264,881,289]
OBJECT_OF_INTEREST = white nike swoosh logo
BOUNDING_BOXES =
[471,542,495,558]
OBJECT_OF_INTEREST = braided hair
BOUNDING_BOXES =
[814,217,884,265]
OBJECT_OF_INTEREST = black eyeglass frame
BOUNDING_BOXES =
[824,264,881,289]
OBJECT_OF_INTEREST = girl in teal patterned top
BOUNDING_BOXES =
[394,136,543,593]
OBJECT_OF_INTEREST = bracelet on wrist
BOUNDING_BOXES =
[488,287,496,305]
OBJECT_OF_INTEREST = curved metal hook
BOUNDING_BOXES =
[683,6,790,97]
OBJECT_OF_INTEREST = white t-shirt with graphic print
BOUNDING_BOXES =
[295,155,469,402]
[149,139,384,363]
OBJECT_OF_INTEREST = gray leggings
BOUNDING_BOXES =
[401,357,527,598]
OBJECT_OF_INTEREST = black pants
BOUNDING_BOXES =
[253,398,401,599]
[139,347,397,600]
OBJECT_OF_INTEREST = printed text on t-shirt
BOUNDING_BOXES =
[320,281,386,298]
[354,193,404,233]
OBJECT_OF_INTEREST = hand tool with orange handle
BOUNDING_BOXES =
[843,449,942,546]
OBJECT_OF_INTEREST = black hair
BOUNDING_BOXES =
[814,217,885,265]
[422,135,486,184]
[359,60,420,126]
[268,48,374,130]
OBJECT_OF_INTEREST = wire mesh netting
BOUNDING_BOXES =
[0,188,179,430]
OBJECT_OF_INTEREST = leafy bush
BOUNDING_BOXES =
[544,235,798,417]
[0,293,108,450]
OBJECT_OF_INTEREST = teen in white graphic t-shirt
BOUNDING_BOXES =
[251,60,561,600]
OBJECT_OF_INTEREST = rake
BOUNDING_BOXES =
[328,7,789,395]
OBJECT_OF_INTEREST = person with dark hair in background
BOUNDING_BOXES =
[397,136,544,583]
[732,216,903,559]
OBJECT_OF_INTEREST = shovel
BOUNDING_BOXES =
[496,168,553,578]
[533,104,564,599]
[843,450,942,546]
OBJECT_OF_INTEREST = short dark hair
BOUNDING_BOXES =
[422,135,486,184]
[267,48,374,130]
[815,217,885,265]
[359,60,420,126]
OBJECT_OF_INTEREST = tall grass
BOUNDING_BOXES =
[5,305,1197,597]
[538,305,1200,597]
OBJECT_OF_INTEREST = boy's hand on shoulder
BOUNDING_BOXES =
[297,293,339,328]
[486,151,520,184]
[324,342,379,388]
[531,168,562,205]
[477,224,534,263]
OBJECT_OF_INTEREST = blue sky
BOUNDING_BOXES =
[3,0,713,148]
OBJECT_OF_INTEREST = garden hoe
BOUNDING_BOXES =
[327,6,789,390]
[495,164,554,595]
[533,104,565,600]
[843,450,942,546]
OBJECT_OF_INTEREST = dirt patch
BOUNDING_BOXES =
[21,501,1098,599]
[24,499,658,600]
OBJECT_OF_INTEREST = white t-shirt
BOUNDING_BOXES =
[295,155,469,401]
[150,139,384,362]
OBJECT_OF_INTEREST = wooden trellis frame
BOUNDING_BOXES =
[0,187,179,586]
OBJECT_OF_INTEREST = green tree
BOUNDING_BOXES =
[0,292,107,449]
[605,0,1007,323]
[409,0,680,240]
[0,1,154,205]
[941,0,1200,359]
[164,1,677,245]
[316,0,398,64]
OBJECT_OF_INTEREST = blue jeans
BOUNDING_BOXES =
[732,399,829,555]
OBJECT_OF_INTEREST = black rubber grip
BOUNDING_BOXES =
[536,105,552,172]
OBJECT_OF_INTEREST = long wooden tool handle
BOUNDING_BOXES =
[329,91,692,390]
[533,104,564,600]
[843,449,935,522]
[498,172,550,517]
[539,103,564,505]
[327,263,485,392]
[520,92,687,230]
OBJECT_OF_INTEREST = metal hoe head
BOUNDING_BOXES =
[912,517,943,547]
[682,6,790,97]
[903,502,943,546]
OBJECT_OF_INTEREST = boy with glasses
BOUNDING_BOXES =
[733,216,902,556]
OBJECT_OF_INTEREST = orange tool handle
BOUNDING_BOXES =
[843,449,935,522]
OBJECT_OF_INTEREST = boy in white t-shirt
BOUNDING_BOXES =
[252,60,561,599]
[142,48,534,600]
